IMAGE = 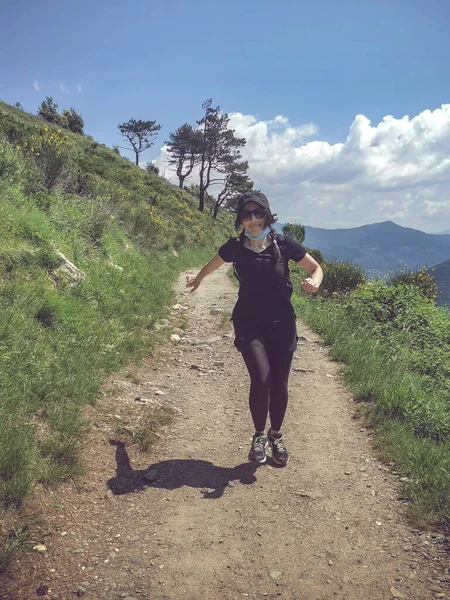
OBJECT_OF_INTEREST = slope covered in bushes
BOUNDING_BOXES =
[0,101,234,506]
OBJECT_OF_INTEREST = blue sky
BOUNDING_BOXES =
[1,0,450,231]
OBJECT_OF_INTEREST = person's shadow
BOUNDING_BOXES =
[106,440,262,499]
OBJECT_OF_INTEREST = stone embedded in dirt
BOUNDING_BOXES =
[390,587,405,597]
[74,547,85,553]
[33,545,47,552]
[190,364,200,369]
[294,368,315,373]
[105,489,114,499]
[222,333,233,338]
[325,373,335,378]
[299,571,310,579]
[427,584,444,593]
[36,584,49,595]
[296,491,324,500]
[144,469,158,482]
[270,570,282,580]
[154,390,165,396]
[213,361,225,367]
[134,396,154,404]
[297,336,310,342]
[170,334,181,343]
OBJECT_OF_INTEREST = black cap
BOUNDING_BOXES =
[236,190,271,214]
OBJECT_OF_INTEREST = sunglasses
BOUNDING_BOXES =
[241,208,267,221]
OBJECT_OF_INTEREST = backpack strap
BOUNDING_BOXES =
[232,233,289,286]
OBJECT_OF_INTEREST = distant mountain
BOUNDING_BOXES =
[427,259,450,306]
[433,229,450,235]
[275,219,450,303]
[301,221,450,276]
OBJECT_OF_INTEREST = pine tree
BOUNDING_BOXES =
[38,96,60,125]
[196,99,246,212]
[165,124,203,188]
[118,118,162,166]
[214,160,253,217]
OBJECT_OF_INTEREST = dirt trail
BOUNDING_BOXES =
[3,265,449,600]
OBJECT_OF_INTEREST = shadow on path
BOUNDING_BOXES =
[106,440,262,499]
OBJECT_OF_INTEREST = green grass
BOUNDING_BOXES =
[115,405,175,452]
[0,520,35,575]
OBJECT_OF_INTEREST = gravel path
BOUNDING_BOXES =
[3,265,449,600]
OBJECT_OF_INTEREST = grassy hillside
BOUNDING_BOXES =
[0,101,234,507]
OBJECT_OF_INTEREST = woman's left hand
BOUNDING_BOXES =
[301,277,320,293]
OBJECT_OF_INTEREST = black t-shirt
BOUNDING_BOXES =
[218,235,307,323]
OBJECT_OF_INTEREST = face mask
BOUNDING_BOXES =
[244,226,271,240]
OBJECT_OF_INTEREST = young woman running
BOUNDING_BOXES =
[186,191,323,466]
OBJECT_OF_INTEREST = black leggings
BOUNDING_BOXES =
[233,319,297,432]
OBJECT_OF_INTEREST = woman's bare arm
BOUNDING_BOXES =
[186,254,225,292]
[298,253,323,293]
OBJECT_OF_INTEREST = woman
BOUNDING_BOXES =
[186,191,323,466]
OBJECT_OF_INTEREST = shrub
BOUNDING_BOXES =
[305,247,325,264]
[282,222,305,243]
[20,126,79,192]
[0,143,22,182]
[0,111,31,146]
[60,108,84,135]
[347,281,450,341]
[37,96,60,125]
[387,266,438,304]
[318,259,365,297]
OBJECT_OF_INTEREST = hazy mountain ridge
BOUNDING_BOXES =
[275,220,450,303]
[277,220,450,275]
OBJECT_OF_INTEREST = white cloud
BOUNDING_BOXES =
[60,81,70,95]
[153,105,450,232]
[33,80,40,91]
[76,83,82,93]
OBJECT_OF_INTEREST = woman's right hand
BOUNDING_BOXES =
[186,275,201,293]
